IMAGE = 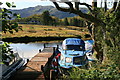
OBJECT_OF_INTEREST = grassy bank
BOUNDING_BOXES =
[2,24,90,43]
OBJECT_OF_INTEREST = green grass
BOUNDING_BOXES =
[2,24,89,39]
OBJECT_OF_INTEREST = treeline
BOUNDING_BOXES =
[12,11,85,27]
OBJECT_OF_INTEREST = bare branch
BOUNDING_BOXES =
[104,0,107,12]
[53,2,70,12]
[65,2,74,12]
[112,0,118,11]
[75,2,79,10]
[107,0,118,13]
[92,0,97,9]
[101,0,103,8]
[52,2,106,27]
[75,10,105,27]
[116,1,120,12]
[78,2,93,12]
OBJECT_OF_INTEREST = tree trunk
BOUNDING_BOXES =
[91,0,104,62]
[86,22,104,62]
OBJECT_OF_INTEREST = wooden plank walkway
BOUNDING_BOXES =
[10,47,54,80]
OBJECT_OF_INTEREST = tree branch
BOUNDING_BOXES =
[74,10,105,27]
[112,0,118,12]
[92,0,97,9]
[53,2,70,12]
[104,0,107,12]
[107,0,118,13]
[116,0,120,11]
[53,2,105,27]
[65,2,74,9]
[79,2,92,12]
[64,2,74,12]
[75,2,79,10]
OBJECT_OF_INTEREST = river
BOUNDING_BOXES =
[10,42,62,60]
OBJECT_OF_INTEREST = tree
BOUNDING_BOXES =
[0,42,15,66]
[0,2,22,65]
[50,0,120,62]
[41,10,52,25]
[64,17,69,26]
[73,18,79,26]
[1,2,22,34]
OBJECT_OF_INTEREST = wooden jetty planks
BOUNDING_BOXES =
[10,47,53,80]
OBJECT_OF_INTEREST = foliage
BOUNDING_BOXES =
[66,65,120,80]
[50,1,120,79]
[41,11,53,25]
[65,8,120,79]
[0,2,22,65]
[0,2,22,34]
[107,46,120,69]
[64,18,69,26]
[0,42,15,65]
[12,11,85,27]
[106,10,120,68]
[94,7,120,65]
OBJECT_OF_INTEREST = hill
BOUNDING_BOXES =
[11,5,88,19]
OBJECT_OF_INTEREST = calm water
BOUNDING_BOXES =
[10,42,62,60]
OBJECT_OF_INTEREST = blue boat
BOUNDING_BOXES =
[47,38,96,79]
[58,38,88,68]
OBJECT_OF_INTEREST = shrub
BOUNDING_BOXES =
[66,65,120,80]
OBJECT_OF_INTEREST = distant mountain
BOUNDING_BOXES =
[11,5,88,19]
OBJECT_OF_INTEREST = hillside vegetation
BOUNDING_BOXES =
[12,11,86,27]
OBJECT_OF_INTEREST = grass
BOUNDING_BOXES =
[2,24,91,42]
[2,24,89,38]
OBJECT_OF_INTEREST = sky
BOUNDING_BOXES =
[0,0,113,10]
[1,0,54,9]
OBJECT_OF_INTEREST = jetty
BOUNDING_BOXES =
[10,47,55,80]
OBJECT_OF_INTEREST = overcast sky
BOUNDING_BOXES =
[0,0,113,9]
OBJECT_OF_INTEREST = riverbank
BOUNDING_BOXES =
[2,36,82,43]
[2,24,91,43]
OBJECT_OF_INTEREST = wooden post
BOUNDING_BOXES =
[41,65,44,72]
[44,44,45,48]
[48,58,51,65]
[57,45,59,49]
[48,58,51,79]
[53,47,56,56]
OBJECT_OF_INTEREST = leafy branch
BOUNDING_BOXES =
[1,2,22,34]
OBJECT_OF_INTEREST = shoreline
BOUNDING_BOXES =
[2,36,83,43]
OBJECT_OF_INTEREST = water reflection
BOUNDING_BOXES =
[10,42,62,60]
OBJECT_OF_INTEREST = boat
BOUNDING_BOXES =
[0,41,27,80]
[48,38,95,79]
